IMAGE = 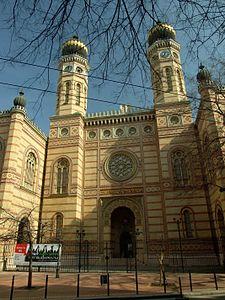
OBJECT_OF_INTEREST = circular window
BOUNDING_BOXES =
[144,125,153,134]
[105,151,137,182]
[89,131,96,139]
[76,67,83,73]
[61,127,69,137]
[170,115,180,125]
[103,130,111,138]
[129,127,137,135]
[115,128,124,137]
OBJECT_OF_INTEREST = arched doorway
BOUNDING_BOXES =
[111,206,135,258]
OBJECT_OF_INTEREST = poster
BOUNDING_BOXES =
[14,243,61,266]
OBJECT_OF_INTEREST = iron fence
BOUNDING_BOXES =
[1,238,223,273]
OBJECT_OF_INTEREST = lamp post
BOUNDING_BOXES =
[173,218,184,272]
[134,228,141,295]
[76,229,85,273]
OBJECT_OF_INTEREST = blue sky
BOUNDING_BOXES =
[0,1,222,134]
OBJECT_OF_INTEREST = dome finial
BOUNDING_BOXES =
[62,36,88,59]
[13,89,26,107]
[148,22,176,46]
[197,64,211,83]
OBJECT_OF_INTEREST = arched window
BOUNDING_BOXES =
[165,67,173,91]
[52,213,63,240]
[56,84,61,108]
[182,209,194,238]
[171,150,190,187]
[153,73,161,97]
[65,81,71,104]
[76,83,81,105]
[56,158,69,194]
[17,217,30,243]
[177,69,184,93]
[24,152,36,190]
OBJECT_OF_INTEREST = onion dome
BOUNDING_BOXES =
[148,22,176,46]
[197,64,211,83]
[62,36,88,59]
[13,90,26,107]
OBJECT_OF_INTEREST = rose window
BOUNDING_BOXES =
[129,127,137,135]
[170,115,180,125]
[103,129,111,138]
[60,127,69,137]
[105,152,137,182]
[115,128,124,137]
[144,125,153,134]
[89,131,96,139]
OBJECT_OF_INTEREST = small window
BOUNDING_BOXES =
[177,69,184,93]
[182,209,194,238]
[76,67,83,73]
[153,72,161,97]
[171,150,190,187]
[17,217,30,243]
[165,67,173,92]
[56,158,69,194]
[76,83,81,105]
[52,213,63,240]
[65,81,71,104]
[24,152,36,190]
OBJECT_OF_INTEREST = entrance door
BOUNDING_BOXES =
[111,206,135,258]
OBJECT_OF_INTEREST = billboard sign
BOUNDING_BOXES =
[14,243,61,267]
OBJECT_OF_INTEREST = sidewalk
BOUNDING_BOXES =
[1,271,225,299]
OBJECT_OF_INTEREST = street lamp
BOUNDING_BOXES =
[173,218,184,272]
[134,228,141,295]
[76,229,85,273]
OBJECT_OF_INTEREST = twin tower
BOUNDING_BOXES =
[56,22,187,116]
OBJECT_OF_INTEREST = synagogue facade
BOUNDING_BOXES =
[1,22,225,269]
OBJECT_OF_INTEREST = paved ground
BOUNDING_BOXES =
[1,271,225,299]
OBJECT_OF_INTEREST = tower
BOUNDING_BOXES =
[56,36,89,116]
[42,37,89,242]
[147,22,187,104]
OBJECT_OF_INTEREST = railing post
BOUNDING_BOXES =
[44,275,48,300]
[213,272,218,290]
[9,275,15,300]
[76,273,80,297]
[189,271,193,292]
[107,273,110,296]
[162,271,166,293]
[179,276,183,296]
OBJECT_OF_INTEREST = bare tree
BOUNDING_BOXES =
[1,1,225,109]
[0,206,51,288]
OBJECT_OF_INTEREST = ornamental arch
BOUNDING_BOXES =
[102,197,143,227]
[100,197,144,255]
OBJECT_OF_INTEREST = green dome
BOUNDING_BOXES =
[197,64,211,83]
[13,91,26,107]
[62,36,88,59]
[148,22,176,46]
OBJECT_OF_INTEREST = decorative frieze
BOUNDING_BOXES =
[100,187,143,196]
